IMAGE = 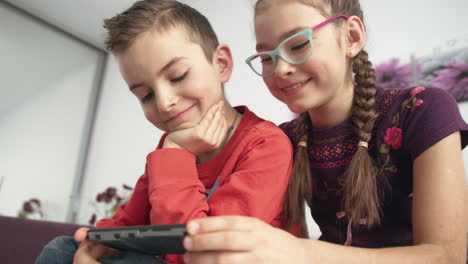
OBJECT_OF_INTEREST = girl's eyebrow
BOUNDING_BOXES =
[129,83,144,91]
[256,26,308,51]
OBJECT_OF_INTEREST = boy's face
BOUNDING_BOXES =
[116,27,226,133]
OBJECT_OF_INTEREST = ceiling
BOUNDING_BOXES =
[0,0,199,117]
[4,0,198,50]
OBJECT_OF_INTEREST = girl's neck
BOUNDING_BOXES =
[308,82,354,128]
[196,105,241,164]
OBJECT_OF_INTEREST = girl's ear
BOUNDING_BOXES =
[213,44,233,83]
[345,15,366,58]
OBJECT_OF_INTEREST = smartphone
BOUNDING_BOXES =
[86,224,187,255]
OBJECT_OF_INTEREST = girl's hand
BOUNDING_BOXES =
[163,101,227,155]
[183,216,308,264]
[73,227,117,264]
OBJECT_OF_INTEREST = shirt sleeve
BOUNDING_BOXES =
[145,130,293,225]
[95,135,170,228]
[400,87,468,159]
[209,132,293,222]
[96,173,151,228]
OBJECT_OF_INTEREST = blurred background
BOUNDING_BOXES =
[0,0,467,239]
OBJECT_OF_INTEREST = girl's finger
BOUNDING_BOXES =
[187,216,261,235]
[184,230,256,252]
[185,251,250,264]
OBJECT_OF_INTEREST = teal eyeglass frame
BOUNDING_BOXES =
[245,14,349,77]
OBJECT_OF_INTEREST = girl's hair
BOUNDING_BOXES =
[255,0,381,234]
[103,0,219,61]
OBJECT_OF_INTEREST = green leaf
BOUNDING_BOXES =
[392,113,400,127]
[380,144,390,154]
[401,99,410,111]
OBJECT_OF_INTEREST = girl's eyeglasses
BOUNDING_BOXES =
[245,14,349,77]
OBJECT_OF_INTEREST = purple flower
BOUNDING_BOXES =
[106,187,117,198]
[23,201,34,213]
[123,184,133,190]
[30,198,41,206]
[102,193,112,203]
[375,58,416,89]
[430,59,468,101]
[89,214,97,225]
[96,193,103,202]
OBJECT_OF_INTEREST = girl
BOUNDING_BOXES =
[182,0,468,263]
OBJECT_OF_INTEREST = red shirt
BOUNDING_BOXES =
[96,106,293,263]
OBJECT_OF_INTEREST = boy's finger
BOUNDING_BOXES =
[213,113,227,147]
[204,108,223,139]
[196,103,220,132]
[86,242,114,260]
[74,227,90,242]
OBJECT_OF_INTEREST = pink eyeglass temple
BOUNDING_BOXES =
[311,14,349,31]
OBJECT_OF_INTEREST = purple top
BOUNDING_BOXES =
[280,87,468,248]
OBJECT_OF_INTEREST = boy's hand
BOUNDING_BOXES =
[163,102,227,155]
[73,227,117,264]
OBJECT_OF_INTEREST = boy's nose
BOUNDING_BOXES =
[155,88,177,113]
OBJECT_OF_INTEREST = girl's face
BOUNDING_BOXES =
[254,1,352,114]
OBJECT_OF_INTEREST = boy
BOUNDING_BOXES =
[35,0,293,263]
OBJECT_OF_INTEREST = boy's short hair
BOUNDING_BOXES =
[104,0,219,61]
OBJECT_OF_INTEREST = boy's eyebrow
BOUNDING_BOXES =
[159,56,187,75]
[128,57,187,91]
[256,26,307,51]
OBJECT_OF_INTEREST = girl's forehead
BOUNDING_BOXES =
[255,1,325,29]
[254,2,326,46]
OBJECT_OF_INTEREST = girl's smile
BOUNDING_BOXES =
[280,77,313,97]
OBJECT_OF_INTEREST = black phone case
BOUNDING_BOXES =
[86,224,187,255]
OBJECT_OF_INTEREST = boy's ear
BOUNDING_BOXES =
[212,44,233,83]
[345,16,366,58]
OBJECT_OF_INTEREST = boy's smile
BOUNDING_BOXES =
[116,27,224,133]
[165,103,196,124]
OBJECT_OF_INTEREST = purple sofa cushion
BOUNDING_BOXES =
[0,215,84,264]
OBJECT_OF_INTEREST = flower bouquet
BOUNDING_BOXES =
[89,184,133,225]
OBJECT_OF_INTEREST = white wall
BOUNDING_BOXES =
[77,0,468,239]
[0,4,101,222]
[76,57,161,224]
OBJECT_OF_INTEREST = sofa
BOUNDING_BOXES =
[0,215,84,264]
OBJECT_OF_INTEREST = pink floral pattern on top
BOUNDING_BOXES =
[384,126,403,150]
[280,86,468,248]
[378,87,426,173]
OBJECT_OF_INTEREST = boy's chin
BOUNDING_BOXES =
[166,122,198,133]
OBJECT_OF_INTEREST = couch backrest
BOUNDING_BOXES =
[0,215,84,264]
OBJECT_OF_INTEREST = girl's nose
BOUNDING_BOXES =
[274,57,295,77]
